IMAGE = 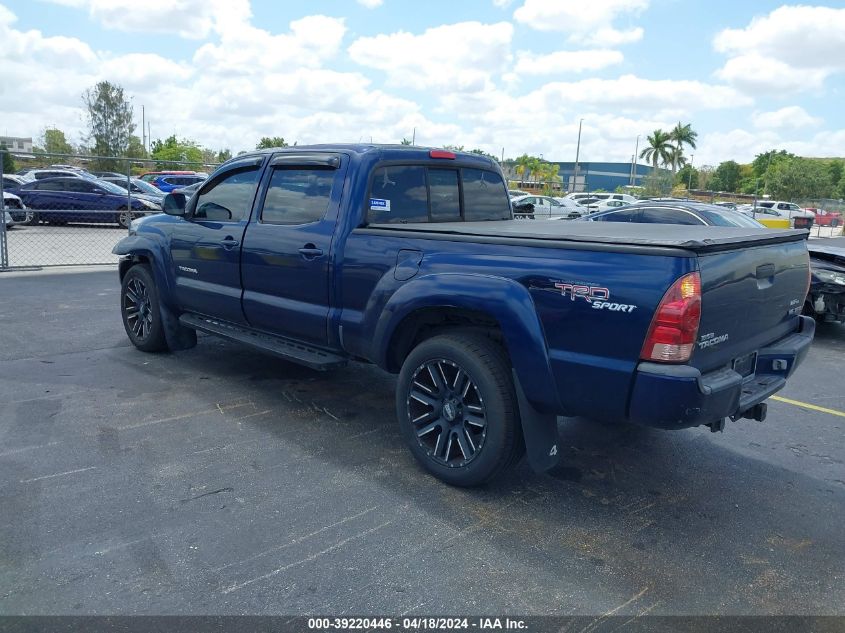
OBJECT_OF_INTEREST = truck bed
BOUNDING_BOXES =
[365,221,808,254]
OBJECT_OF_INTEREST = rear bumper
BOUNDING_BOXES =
[627,316,815,429]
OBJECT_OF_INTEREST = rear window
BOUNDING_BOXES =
[461,169,509,221]
[368,165,509,224]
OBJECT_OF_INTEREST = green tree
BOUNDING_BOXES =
[150,135,203,168]
[42,128,74,155]
[676,164,699,189]
[669,122,697,174]
[400,138,412,145]
[639,129,673,173]
[767,158,832,200]
[751,150,796,178]
[468,148,498,161]
[83,81,135,168]
[256,136,289,149]
[1,143,15,173]
[826,160,844,188]
[514,154,541,185]
[125,135,147,159]
[710,160,742,192]
[217,149,232,162]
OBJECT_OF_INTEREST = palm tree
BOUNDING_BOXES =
[669,122,697,174]
[666,146,687,172]
[639,129,673,173]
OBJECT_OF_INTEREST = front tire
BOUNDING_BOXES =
[121,264,167,352]
[396,332,522,486]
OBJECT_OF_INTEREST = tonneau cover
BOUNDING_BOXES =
[366,220,808,253]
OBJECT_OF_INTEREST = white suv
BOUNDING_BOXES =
[755,201,815,228]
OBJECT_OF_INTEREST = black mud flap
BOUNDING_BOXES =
[161,304,197,351]
[513,371,562,472]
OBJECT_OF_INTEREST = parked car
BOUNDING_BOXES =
[2,174,27,190]
[114,144,813,486]
[805,208,841,227]
[736,204,792,229]
[20,169,96,182]
[804,238,845,322]
[139,170,207,183]
[592,199,632,213]
[101,176,166,201]
[172,181,204,197]
[508,189,529,198]
[3,210,13,229]
[511,194,583,219]
[580,201,768,228]
[566,192,638,204]
[755,201,815,229]
[2,190,35,225]
[11,177,162,228]
[90,171,126,178]
[150,174,207,192]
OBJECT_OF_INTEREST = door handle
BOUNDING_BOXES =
[299,244,323,260]
[220,236,240,250]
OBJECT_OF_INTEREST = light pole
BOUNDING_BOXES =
[573,118,583,192]
[630,134,639,186]
[687,153,694,194]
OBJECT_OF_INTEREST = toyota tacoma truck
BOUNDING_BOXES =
[114,145,814,486]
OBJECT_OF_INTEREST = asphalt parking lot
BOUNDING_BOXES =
[1,269,843,616]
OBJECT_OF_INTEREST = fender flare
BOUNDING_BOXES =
[371,273,561,414]
[112,235,176,309]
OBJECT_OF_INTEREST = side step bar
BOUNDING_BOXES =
[179,313,348,371]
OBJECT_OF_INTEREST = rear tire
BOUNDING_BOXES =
[121,264,167,352]
[396,332,523,486]
[117,209,135,229]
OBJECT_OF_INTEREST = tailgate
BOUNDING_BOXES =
[692,239,809,373]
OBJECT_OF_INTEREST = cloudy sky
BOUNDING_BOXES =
[1,0,844,166]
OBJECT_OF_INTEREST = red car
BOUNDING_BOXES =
[805,208,841,227]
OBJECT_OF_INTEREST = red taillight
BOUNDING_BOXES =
[640,272,701,363]
[430,150,456,159]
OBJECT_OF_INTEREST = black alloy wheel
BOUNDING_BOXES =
[407,358,488,468]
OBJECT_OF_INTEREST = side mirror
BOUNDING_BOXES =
[163,192,187,216]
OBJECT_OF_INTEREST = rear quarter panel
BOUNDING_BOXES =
[340,231,693,419]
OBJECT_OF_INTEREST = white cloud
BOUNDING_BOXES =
[714,5,845,93]
[357,0,383,7]
[348,21,514,92]
[43,0,250,39]
[513,0,648,44]
[513,49,623,75]
[492,0,513,6]
[752,106,821,130]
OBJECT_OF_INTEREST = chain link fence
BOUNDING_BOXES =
[0,150,218,269]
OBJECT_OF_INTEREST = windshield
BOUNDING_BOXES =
[129,178,163,195]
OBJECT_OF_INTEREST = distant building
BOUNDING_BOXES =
[501,159,655,193]
[554,161,652,193]
[0,136,33,153]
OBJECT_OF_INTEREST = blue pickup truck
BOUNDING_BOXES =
[114,145,814,486]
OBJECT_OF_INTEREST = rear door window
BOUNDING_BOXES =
[591,209,641,222]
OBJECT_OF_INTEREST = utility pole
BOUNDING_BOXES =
[573,118,583,192]
[630,135,639,186]
[411,127,416,145]
[142,105,146,152]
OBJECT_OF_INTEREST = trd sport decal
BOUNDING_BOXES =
[553,282,638,313]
